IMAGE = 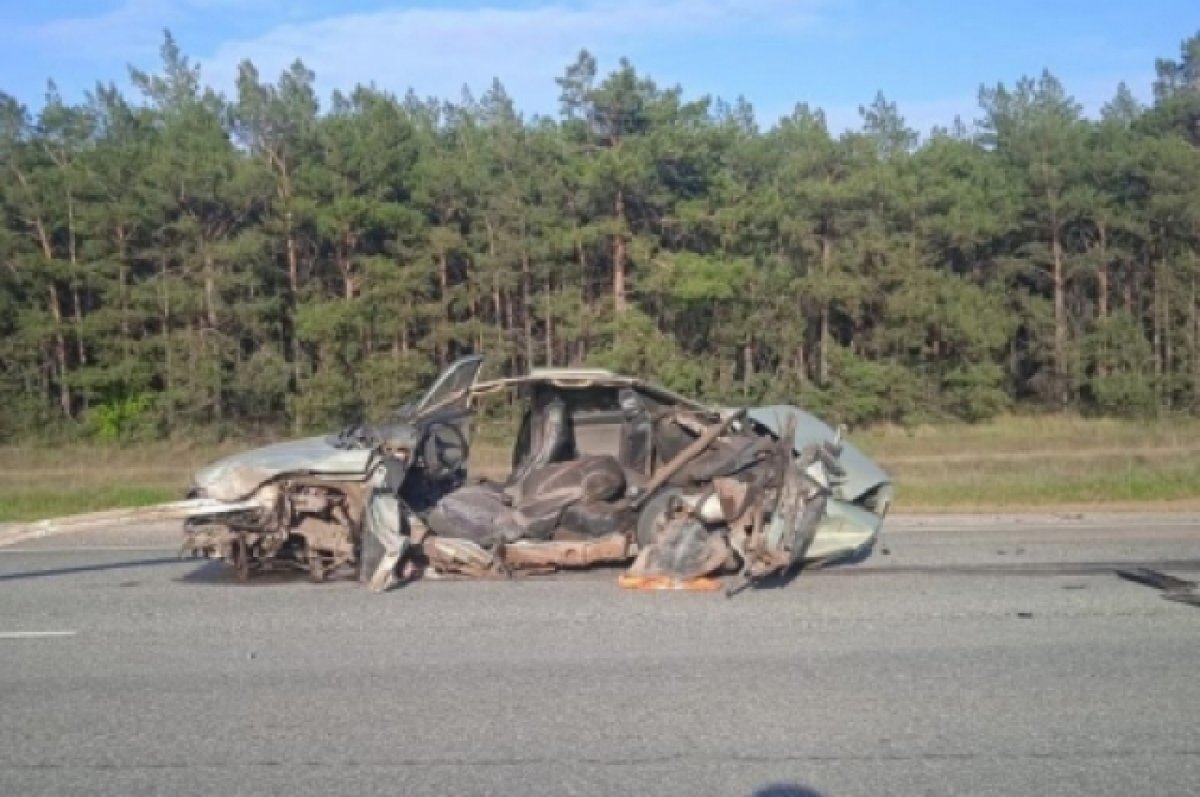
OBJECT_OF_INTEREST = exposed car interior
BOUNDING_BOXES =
[421,378,786,562]
[424,384,660,547]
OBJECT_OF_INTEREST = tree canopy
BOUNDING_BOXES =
[3,32,1200,441]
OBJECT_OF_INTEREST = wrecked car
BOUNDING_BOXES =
[180,357,893,592]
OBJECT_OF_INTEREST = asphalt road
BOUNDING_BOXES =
[2,514,1199,797]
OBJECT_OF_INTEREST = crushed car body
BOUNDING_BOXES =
[179,357,893,592]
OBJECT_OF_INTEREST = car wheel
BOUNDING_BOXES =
[635,488,682,549]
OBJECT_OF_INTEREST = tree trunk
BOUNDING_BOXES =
[48,284,70,417]
[612,190,627,313]
[504,289,515,346]
[1164,269,1173,410]
[67,191,87,373]
[338,232,356,301]
[439,249,450,367]
[1098,258,1110,380]
[1152,255,1163,407]
[471,293,483,352]
[72,285,86,367]
[1051,228,1067,406]
[203,247,219,329]
[544,270,553,368]
[483,218,506,358]
[577,231,590,361]
[285,208,301,376]
[742,339,755,395]
[1093,223,1110,378]
[521,251,534,371]
[284,210,299,291]
[340,255,355,300]
[31,214,71,418]
[819,234,832,386]
[116,225,130,340]
[280,166,299,300]
[160,255,174,427]
[272,159,302,394]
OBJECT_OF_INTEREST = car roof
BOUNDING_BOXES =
[527,367,623,380]
[473,368,634,391]
[471,369,706,409]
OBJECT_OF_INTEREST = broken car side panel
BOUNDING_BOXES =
[747,404,892,564]
[191,437,379,502]
[746,405,891,505]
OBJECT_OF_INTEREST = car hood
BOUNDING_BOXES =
[746,405,891,504]
[192,436,380,502]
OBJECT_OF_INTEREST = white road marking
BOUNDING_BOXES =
[0,631,76,640]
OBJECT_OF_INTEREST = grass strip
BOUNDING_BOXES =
[2,415,1199,521]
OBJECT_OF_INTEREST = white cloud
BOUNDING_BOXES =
[21,0,297,62]
[810,71,1159,138]
[26,0,180,60]
[199,0,830,114]
[15,0,832,117]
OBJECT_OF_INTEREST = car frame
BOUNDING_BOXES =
[179,357,893,592]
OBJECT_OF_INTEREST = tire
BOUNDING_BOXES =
[635,488,682,549]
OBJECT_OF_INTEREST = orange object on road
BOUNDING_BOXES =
[617,574,722,591]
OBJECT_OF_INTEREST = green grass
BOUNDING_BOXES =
[0,441,242,523]
[854,413,1200,459]
[850,414,1200,511]
[1,415,1198,521]
[0,486,178,523]
[888,452,1200,510]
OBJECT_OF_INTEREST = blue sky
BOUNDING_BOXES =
[0,1,1195,133]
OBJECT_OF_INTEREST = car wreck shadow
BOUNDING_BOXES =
[742,545,876,593]
[0,556,183,582]
[748,784,825,797]
[742,568,805,592]
[176,559,357,587]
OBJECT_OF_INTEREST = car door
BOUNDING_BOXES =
[414,355,484,417]
[411,355,485,465]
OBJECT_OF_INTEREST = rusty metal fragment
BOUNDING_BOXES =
[630,409,745,510]
[425,537,495,578]
[712,477,751,522]
[501,533,630,569]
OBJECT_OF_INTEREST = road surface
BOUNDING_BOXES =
[2,513,1199,796]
